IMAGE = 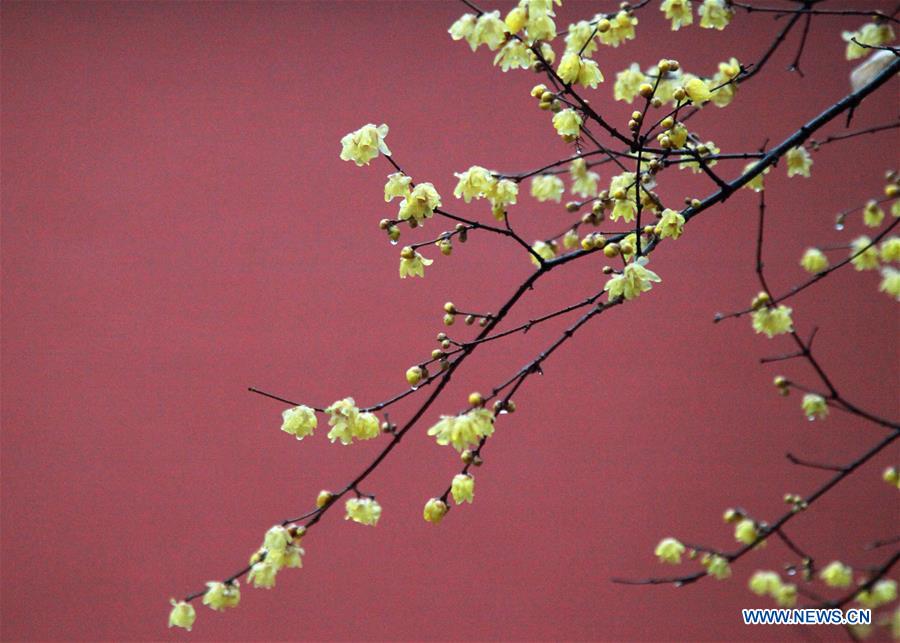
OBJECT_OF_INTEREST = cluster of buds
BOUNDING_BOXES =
[783,493,808,512]
[378,218,402,242]
[442,301,493,327]
[885,170,899,198]
[531,83,563,113]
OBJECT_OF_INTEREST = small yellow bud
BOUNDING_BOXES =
[723,508,741,523]
[531,84,548,98]
[443,313,455,326]
[660,116,674,130]
[441,339,451,350]
[773,375,788,388]
[658,60,671,74]
[581,236,595,250]
[316,490,335,508]
[603,243,620,258]
[443,302,456,314]
[884,466,899,485]
[631,111,643,121]
[668,60,680,71]
[540,91,554,103]
[638,83,654,98]
[430,349,443,360]
[468,391,485,407]
[885,184,900,198]
[461,450,474,464]
[400,246,415,260]
[464,314,475,325]
[388,226,401,242]
[378,218,391,230]
[650,97,663,108]
[406,366,424,386]
[592,200,604,215]
[597,18,611,32]
[565,201,580,212]
[673,87,686,101]
[690,199,701,208]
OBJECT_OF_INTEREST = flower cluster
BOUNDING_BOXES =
[427,406,496,452]
[325,398,381,444]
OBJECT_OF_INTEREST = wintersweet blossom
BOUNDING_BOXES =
[202,581,240,611]
[504,6,527,34]
[655,208,685,240]
[399,248,434,279]
[494,41,531,71]
[802,393,828,420]
[264,525,292,554]
[473,11,507,51]
[384,172,412,202]
[168,600,196,631]
[557,52,603,88]
[734,519,759,545]
[354,412,381,440]
[683,77,712,104]
[820,561,853,588]
[570,158,599,198]
[599,11,638,47]
[749,571,782,597]
[800,248,829,274]
[345,497,382,526]
[552,108,583,139]
[856,580,898,609]
[423,498,448,524]
[880,267,900,300]
[427,407,495,452]
[661,0,693,30]
[604,257,662,301]
[654,538,685,564]
[751,305,793,338]
[526,14,557,41]
[774,583,798,607]
[281,405,317,441]
[863,200,885,228]
[850,236,880,271]
[564,21,598,55]
[325,397,379,444]
[698,0,732,30]
[743,161,770,192]
[530,240,557,266]
[247,560,278,589]
[614,64,645,102]
[454,166,495,202]
[398,183,442,225]
[339,124,391,166]
[704,554,732,580]
[710,58,740,107]
[531,174,565,202]
[881,236,900,262]
[489,179,518,219]
[451,473,475,504]
[842,23,895,60]
[785,146,813,178]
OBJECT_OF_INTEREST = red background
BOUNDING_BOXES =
[2,1,898,640]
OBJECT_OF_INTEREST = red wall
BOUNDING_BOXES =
[2,1,897,640]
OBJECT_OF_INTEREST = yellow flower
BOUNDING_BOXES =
[570,158,599,198]
[850,236,880,271]
[280,544,304,569]
[552,108,583,138]
[598,10,638,47]
[263,525,291,554]
[202,581,240,611]
[785,146,813,178]
[339,124,391,166]
[604,257,662,301]
[698,0,732,30]
[856,579,898,608]
[526,0,561,19]
[531,174,565,202]
[800,248,829,273]
[655,208,686,240]
[281,405,317,441]
[423,498,448,524]
[494,40,531,72]
[749,570,782,596]
[710,58,741,107]
[751,305,793,338]
[505,6,527,34]
[557,52,603,88]
[473,11,507,51]
[734,519,759,545]
[398,183,442,224]
[684,77,712,104]
[661,0,693,30]
[530,240,557,266]
[666,122,689,148]
[704,554,732,580]
[801,393,828,420]
[614,63,646,102]
[454,165,496,202]
[326,397,360,444]
[449,14,479,51]
[879,267,900,300]
[842,23,895,60]
[345,497,382,526]
[247,560,278,589]
[774,583,797,607]
[399,249,434,279]
[881,236,900,261]
[820,561,853,588]
[654,537,685,564]
[743,161,770,192]
[168,600,196,631]
[564,20,598,55]
[427,408,495,452]
[863,200,885,228]
[451,473,475,504]
[488,179,519,219]
[384,172,412,202]
[526,14,557,41]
